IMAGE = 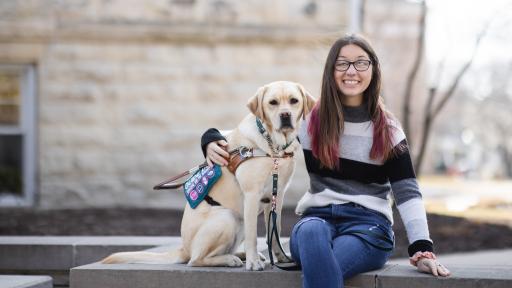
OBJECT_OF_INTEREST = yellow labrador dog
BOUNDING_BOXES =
[102,81,315,270]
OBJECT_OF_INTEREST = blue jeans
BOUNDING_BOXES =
[289,203,394,288]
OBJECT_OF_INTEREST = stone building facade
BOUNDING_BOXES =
[0,0,424,208]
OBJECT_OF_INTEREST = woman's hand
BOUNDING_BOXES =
[410,251,450,277]
[417,258,451,277]
[206,140,229,167]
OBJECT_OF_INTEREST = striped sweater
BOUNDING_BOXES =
[201,104,434,255]
[296,104,433,256]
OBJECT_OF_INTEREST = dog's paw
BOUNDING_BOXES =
[245,258,265,271]
[226,255,244,267]
[236,252,266,262]
[276,252,293,263]
[234,251,246,261]
[258,252,267,262]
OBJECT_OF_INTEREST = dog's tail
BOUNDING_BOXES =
[101,247,188,264]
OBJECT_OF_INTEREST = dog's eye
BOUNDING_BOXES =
[290,98,299,104]
[269,100,279,105]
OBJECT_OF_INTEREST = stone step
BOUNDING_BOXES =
[0,275,52,288]
[0,236,178,286]
[2,236,512,288]
[70,261,512,288]
[70,241,512,288]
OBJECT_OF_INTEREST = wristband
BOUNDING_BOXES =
[409,251,436,267]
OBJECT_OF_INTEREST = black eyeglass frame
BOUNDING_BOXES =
[334,60,372,72]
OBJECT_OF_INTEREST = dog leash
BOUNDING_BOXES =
[256,117,294,154]
[266,157,301,271]
[254,117,301,270]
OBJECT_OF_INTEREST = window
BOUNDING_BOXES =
[0,65,36,206]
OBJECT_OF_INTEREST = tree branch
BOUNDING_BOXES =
[431,22,489,119]
[402,0,427,148]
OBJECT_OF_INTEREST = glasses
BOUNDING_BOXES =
[335,60,372,72]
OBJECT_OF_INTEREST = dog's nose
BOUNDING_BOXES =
[279,112,293,130]
[280,112,291,119]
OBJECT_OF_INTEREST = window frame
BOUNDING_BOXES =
[0,64,37,207]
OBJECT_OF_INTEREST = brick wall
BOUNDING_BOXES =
[0,0,423,208]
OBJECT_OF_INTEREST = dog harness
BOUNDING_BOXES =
[154,117,295,192]
[227,117,295,173]
[182,164,222,208]
[153,117,300,269]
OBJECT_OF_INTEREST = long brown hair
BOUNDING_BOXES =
[308,34,397,169]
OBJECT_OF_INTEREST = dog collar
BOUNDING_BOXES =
[255,117,294,155]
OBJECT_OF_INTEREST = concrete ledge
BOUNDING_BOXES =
[0,236,178,286]
[0,236,179,269]
[70,240,512,288]
[70,262,512,288]
[3,236,512,288]
[0,275,52,288]
[376,264,512,288]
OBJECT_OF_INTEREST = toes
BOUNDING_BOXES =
[228,256,243,267]
[246,259,265,271]
[275,251,293,263]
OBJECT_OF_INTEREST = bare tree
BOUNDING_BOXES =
[401,0,426,148]
[402,0,490,175]
[480,63,512,177]
[414,27,487,174]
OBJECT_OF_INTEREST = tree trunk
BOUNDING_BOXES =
[402,0,427,149]
[414,87,435,175]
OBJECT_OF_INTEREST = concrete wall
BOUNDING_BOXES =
[0,0,424,208]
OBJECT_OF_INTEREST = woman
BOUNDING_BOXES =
[201,34,450,288]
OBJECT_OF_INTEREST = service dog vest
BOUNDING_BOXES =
[183,164,222,209]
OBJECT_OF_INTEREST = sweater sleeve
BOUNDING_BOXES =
[385,137,434,256]
[200,128,226,157]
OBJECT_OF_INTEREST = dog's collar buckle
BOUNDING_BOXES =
[238,146,253,158]
[226,146,293,175]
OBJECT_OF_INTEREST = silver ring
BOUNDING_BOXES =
[239,147,252,158]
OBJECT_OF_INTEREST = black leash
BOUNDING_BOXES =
[267,210,301,271]
[266,158,301,271]
[257,117,300,271]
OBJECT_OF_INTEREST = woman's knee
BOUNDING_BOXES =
[290,217,333,264]
[293,217,330,239]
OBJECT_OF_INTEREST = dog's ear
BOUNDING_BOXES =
[247,85,267,120]
[296,83,316,119]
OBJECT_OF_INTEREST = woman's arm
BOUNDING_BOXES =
[201,128,229,167]
[385,139,450,277]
